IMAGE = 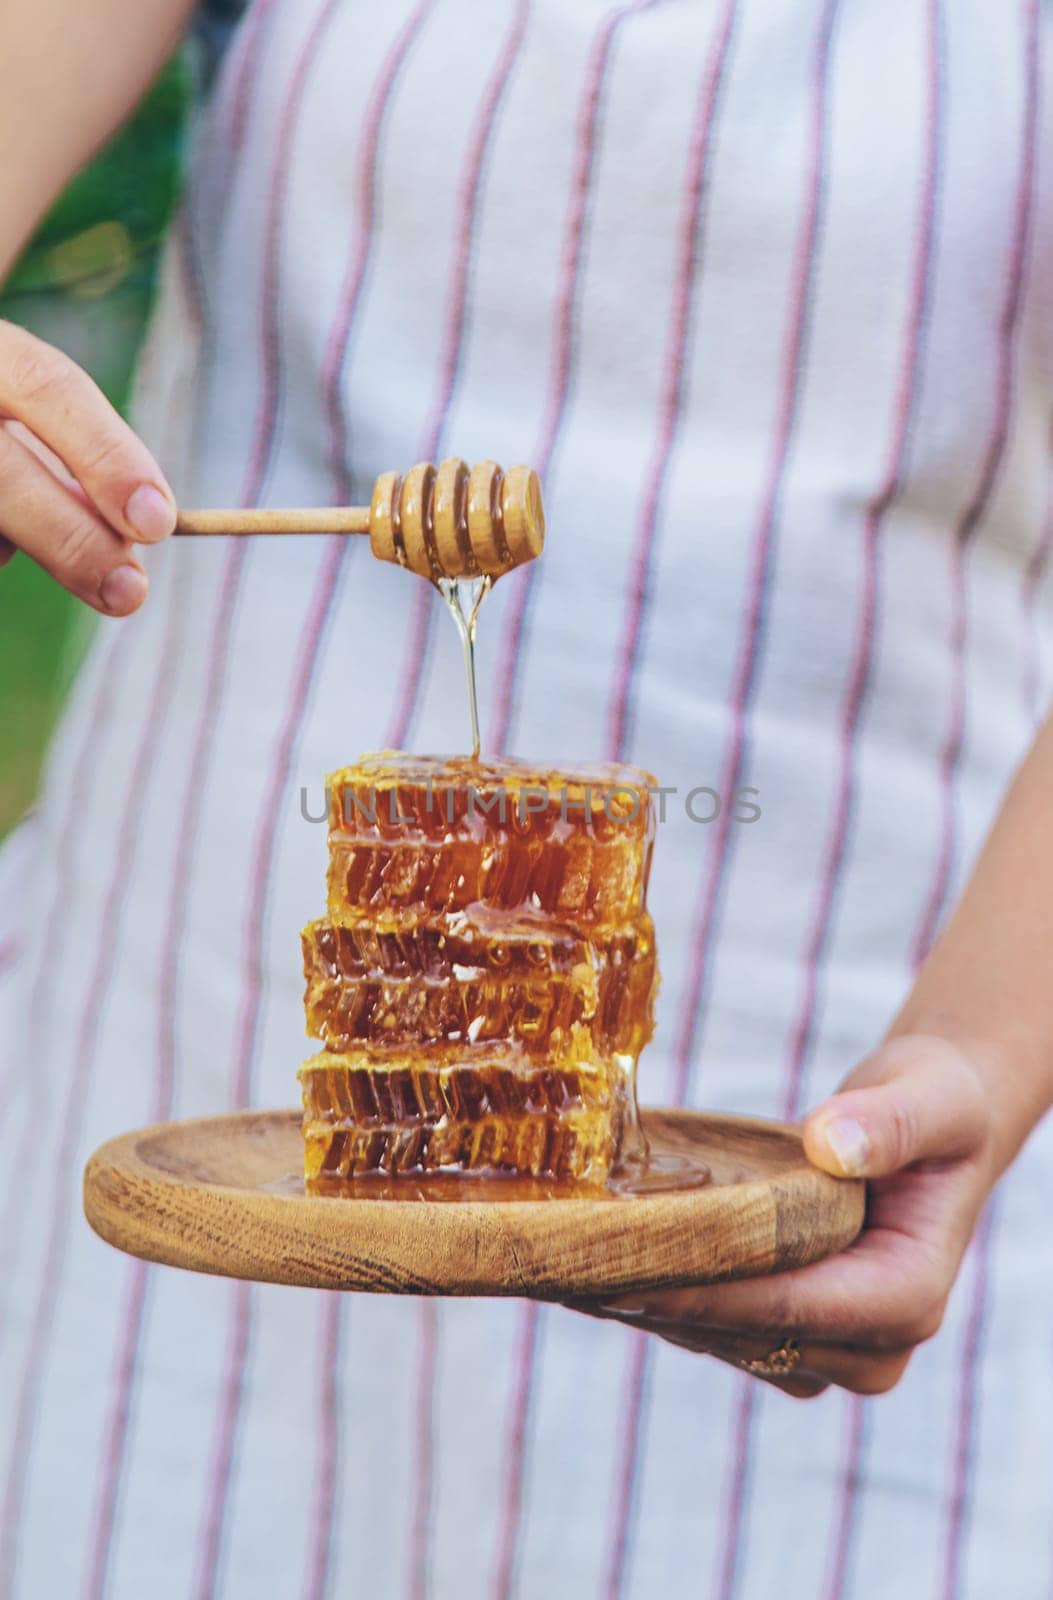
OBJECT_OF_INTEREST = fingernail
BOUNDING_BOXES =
[125,483,176,541]
[100,564,148,615]
[821,1116,869,1177]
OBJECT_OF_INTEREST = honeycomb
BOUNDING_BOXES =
[299,753,658,1184]
[300,1047,624,1183]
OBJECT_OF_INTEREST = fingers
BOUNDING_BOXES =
[563,1305,907,1398]
[755,1373,830,1400]
[702,1336,912,1397]
[803,1035,990,1179]
[562,1305,829,1396]
[0,425,148,614]
[0,322,176,545]
[626,1321,828,1397]
[565,1231,947,1351]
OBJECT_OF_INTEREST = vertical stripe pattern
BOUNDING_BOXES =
[80,7,349,1595]
[0,584,186,1597]
[911,0,1041,971]
[302,8,531,1592]
[933,10,1041,1595]
[302,1296,343,1600]
[489,0,659,756]
[487,6,665,1590]
[0,624,132,1152]
[0,3,1050,1596]
[719,6,944,1594]
[606,0,839,1588]
[605,0,739,765]
[192,8,439,1595]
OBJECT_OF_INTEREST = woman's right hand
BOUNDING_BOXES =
[0,318,176,615]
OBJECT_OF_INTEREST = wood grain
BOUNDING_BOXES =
[83,1108,865,1298]
[174,507,369,536]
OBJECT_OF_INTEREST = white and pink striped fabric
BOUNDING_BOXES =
[2,1,1053,1594]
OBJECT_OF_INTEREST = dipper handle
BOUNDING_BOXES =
[174,506,370,536]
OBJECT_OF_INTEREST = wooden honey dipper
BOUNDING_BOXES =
[174,458,544,580]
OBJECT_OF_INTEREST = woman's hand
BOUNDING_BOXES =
[0,319,176,614]
[568,1035,1002,1399]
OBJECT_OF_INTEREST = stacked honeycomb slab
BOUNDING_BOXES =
[299,752,658,1184]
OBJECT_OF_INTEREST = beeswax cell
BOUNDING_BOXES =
[328,752,657,846]
[326,753,654,930]
[299,1048,629,1182]
[299,753,659,1183]
[326,831,648,927]
[302,913,656,1059]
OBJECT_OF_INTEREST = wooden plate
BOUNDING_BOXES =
[83,1107,864,1298]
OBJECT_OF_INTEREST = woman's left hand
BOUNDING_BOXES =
[567,1035,1002,1399]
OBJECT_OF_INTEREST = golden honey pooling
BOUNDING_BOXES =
[298,753,659,1185]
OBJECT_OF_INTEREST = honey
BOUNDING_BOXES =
[300,1047,623,1183]
[302,911,655,1056]
[299,753,659,1185]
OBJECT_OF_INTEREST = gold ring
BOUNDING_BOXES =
[742,1338,800,1378]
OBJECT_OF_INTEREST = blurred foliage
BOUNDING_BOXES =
[0,54,189,839]
[3,61,189,298]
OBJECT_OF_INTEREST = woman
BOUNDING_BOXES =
[1,0,1051,1595]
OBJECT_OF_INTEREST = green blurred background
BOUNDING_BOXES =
[0,58,189,839]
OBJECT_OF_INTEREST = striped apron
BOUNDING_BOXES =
[1,1,1052,1594]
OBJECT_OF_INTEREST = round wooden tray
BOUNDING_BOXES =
[83,1108,864,1298]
